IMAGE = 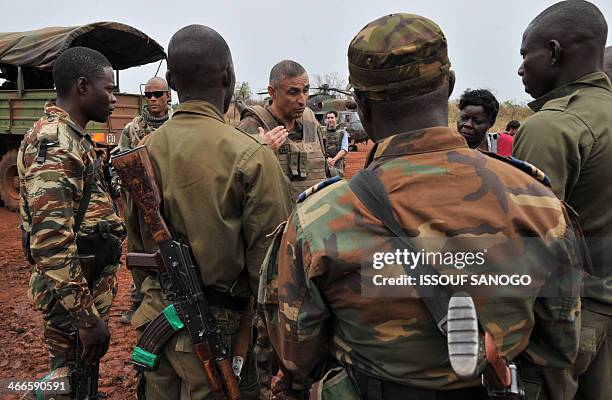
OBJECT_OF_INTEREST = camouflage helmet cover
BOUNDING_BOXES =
[348,13,451,100]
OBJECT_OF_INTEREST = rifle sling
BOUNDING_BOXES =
[348,169,451,335]
[74,159,98,235]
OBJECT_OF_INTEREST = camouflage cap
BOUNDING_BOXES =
[348,13,451,100]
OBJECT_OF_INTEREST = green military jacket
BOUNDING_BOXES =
[261,127,582,390]
[513,72,612,313]
[127,100,292,329]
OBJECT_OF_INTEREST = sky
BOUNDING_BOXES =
[2,0,611,103]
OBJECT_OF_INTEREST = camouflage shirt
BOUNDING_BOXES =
[116,106,170,152]
[18,104,125,328]
[260,127,582,390]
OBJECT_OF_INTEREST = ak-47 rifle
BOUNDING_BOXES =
[70,254,101,400]
[111,146,240,400]
[42,256,100,400]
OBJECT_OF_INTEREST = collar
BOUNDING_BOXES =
[366,126,467,167]
[172,100,225,123]
[43,102,88,137]
[265,104,303,131]
[528,72,612,112]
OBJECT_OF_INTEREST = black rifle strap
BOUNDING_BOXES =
[348,169,451,335]
[74,159,98,235]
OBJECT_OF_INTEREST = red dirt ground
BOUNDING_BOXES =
[0,141,372,399]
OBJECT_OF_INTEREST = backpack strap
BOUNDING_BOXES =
[74,159,98,234]
[241,105,279,132]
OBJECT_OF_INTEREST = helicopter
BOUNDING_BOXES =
[245,84,368,151]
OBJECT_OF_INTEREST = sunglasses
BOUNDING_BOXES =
[144,91,168,99]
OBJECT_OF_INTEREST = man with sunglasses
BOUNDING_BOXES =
[117,76,172,324]
[117,77,172,152]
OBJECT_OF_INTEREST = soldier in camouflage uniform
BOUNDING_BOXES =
[18,47,125,394]
[259,13,583,399]
[513,2,611,399]
[116,76,171,325]
[323,110,348,177]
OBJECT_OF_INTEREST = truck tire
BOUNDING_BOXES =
[0,149,20,211]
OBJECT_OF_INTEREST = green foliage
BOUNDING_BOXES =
[234,81,252,103]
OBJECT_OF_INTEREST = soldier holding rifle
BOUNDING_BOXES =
[117,25,292,400]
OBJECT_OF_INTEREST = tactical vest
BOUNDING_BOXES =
[242,106,328,200]
[325,129,342,157]
[325,128,346,172]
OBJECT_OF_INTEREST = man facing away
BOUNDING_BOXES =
[604,46,612,82]
[126,25,292,399]
[513,1,611,399]
[259,12,583,400]
[18,47,125,396]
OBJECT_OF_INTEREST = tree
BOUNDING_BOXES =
[313,72,347,91]
[234,81,252,103]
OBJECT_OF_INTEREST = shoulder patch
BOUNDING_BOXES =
[297,175,342,203]
[36,116,61,142]
[484,151,551,187]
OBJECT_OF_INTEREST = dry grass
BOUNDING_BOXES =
[448,101,533,132]
[225,101,534,132]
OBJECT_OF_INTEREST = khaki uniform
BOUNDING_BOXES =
[127,100,292,400]
[239,105,329,201]
[116,108,169,308]
[514,72,612,400]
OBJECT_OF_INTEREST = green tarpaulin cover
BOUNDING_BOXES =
[0,21,166,70]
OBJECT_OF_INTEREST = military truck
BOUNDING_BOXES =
[0,22,166,210]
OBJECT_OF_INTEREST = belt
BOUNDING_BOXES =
[204,287,248,311]
[353,369,488,400]
[159,271,248,311]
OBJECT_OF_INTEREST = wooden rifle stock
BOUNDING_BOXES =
[110,146,171,244]
[112,146,240,400]
[484,332,511,388]
[126,251,165,272]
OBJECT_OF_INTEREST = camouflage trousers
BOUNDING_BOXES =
[26,270,118,400]
[520,308,611,400]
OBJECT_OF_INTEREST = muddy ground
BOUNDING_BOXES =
[0,141,372,399]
